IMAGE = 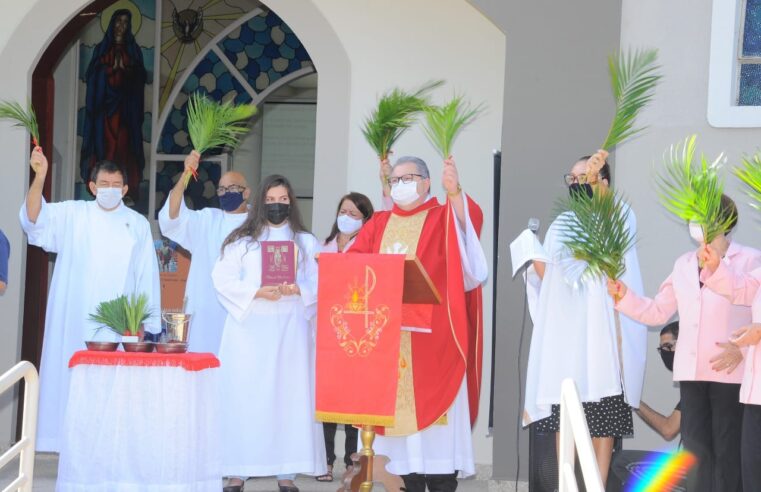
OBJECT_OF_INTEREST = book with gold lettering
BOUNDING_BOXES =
[261,240,296,286]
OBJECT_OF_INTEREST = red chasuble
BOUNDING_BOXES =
[348,195,484,431]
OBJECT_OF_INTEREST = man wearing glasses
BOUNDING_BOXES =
[159,150,250,354]
[610,321,684,491]
[348,155,488,492]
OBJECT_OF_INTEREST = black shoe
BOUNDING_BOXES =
[278,486,299,492]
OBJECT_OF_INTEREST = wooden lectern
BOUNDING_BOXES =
[343,256,441,492]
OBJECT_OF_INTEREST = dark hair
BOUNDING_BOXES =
[660,320,679,339]
[325,192,375,244]
[578,155,611,186]
[221,174,309,255]
[720,194,739,233]
[89,160,127,183]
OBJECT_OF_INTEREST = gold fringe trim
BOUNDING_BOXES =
[315,411,395,427]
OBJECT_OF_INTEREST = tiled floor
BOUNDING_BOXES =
[0,454,490,491]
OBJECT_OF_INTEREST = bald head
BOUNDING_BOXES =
[219,171,248,188]
[217,171,251,213]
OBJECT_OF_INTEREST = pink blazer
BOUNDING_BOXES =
[616,242,761,384]
[702,256,761,404]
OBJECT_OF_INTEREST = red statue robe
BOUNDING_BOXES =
[348,195,484,432]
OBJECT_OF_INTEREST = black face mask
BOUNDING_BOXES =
[660,350,675,372]
[266,203,290,225]
[569,183,594,199]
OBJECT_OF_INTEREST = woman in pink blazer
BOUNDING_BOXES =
[699,233,761,490]
[608,197,760,492]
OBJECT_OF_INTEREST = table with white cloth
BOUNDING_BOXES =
[56,350,222,492]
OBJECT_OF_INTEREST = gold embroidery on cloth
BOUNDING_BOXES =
[329,266,390,357]
[380,210,429,436]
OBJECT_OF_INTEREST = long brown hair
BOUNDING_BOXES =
[324,192,374,244]
[221,174,309,255]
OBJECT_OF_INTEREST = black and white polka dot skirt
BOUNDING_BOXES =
[534,393,633,438]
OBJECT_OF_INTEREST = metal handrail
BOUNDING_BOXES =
[0,361,39,492]
[558,378,604,492]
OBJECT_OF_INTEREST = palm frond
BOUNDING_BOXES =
[421,95,484,158]
[361,80,444,160]
[187,93,257,154]
[0,100,39,146]
[556,190,635,281]
[655,135,734,243]
[88,295,129,336]
[124,292,151,336]
[734,153,761,213]
[601,48,661,150]
[185,93,256,186]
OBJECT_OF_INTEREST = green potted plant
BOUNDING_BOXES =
[88,293,153,351]
[122,292,151,343]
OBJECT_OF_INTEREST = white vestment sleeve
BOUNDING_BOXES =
[297,234,319,320]
[19,197,70,253]
[158,190,200,251]
[452,196,488,291]
[524,265,542,323]
[131,222,162,334]
[212,241,260,322]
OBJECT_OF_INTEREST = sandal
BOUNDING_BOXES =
[316,465,334,482]
[223,478,244,492]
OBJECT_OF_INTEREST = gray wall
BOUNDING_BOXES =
[470,0,623,480]
[618,0,761,451]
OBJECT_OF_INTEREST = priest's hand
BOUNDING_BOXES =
[380,155,392,193]
[184,150,200,177]
[278,283,300,296]
[710,341,743,374]
[607,279,627,300]
[442,156,461,196]
[730,323,761,347]
[30,147,48,177]
[586,149,608,183]
[255,285,282,301]
[699,244,721,273]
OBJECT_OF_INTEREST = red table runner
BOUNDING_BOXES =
[69,350,220,372]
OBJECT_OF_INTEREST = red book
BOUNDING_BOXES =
[261,240,296,286]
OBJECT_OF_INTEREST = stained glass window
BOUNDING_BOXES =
[738,0,761,105]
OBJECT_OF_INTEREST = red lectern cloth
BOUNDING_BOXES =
[316,253,404,426]
[69,351,220,372]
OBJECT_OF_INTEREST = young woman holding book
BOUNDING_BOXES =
[212,174,325,492]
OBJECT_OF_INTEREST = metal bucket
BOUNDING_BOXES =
[161,312,192,343]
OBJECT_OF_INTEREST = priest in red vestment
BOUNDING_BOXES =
[348,155,487,492]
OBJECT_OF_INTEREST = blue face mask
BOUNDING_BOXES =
[219,191,244,212]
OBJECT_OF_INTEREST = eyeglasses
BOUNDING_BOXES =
[216,185,246,195]
[656,342,676,353]
[387,174,425,186]
[563,173,590,186]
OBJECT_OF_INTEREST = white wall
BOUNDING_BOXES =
[0,0,505,466]
[306,0,505,465]
[618,0,761,451]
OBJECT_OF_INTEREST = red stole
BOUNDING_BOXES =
[349,196,484,430]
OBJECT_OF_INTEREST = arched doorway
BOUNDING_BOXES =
[14,0,349,437]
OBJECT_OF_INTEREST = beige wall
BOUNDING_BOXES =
[0,0,505,467]
[308,0,505,465]
[618,0,761,451]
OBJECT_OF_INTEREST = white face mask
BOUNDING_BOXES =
[688,222,704,244]
[337,214,363,234]
[390,181,419,206]
[96,187,124,210]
